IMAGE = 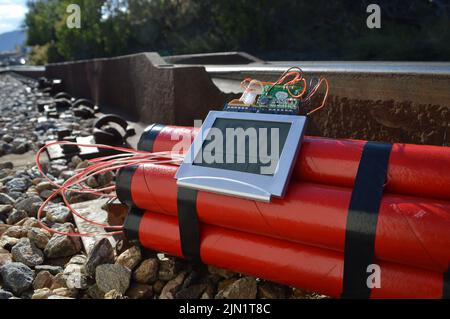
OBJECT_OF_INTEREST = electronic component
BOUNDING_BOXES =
[223,67,329,116]
[176,111,307,201]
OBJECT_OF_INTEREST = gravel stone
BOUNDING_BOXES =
[133,258,159,284]
[27,227,51,249]
[116,246,141,271]
[5,178,30,193]
[96,264,131,294]
[46,205,72,223]
[6,210,27,225]
[0,193,15,205]
[11,237,44,267]
[85,238,115,277]
[33,270,54,289]
[0,262,35,295]
[44,224,81,258]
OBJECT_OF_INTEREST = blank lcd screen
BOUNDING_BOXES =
[193,118,291,175]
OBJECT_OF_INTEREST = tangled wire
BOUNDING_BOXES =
[35,141,183,237]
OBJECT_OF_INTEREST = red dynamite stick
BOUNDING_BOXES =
[117,163,450,273]
[133,210,445,299]
[140,124,450,201]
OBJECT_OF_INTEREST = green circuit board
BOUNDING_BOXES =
[256,84,304,110]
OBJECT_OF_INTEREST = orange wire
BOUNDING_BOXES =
[306,77,330,115]
[286,78,307,99]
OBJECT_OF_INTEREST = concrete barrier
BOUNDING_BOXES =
[45,54,450,146]
[46,52,235,125]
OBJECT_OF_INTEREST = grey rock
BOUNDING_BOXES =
[7,191,22,200]
[95,264,131,294]
[0,262,34,295]
[0,289,14,299]
[11,237,44,267]
[39,189,53,200]
[44,224,81,258]
[6,209,27,225]
[15,196,42,216]
[46,205,72,223]
[27,227,51,249]
[5,178,30,193]
[85,238,115,277]
[0,193,15,205]
[2,134,13,143]
[12,142,29,154]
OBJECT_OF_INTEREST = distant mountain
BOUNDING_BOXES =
[0,29,26,53]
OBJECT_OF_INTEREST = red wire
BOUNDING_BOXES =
[35,141,183,237]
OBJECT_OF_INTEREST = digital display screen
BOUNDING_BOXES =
[193,118,291,175]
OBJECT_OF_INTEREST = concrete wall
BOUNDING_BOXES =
[45,54,450,146]
[46,52,235,125]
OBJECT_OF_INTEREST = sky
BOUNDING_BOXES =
[0,0,28,34]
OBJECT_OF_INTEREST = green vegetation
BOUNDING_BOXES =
[25,0,450,64]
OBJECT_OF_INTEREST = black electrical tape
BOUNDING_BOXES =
[115,165,137,207]
[137,124,165,151]
[177,187,202,263]
[341,141,392,299]
[444,267,450,299]
[123,207,144,242]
